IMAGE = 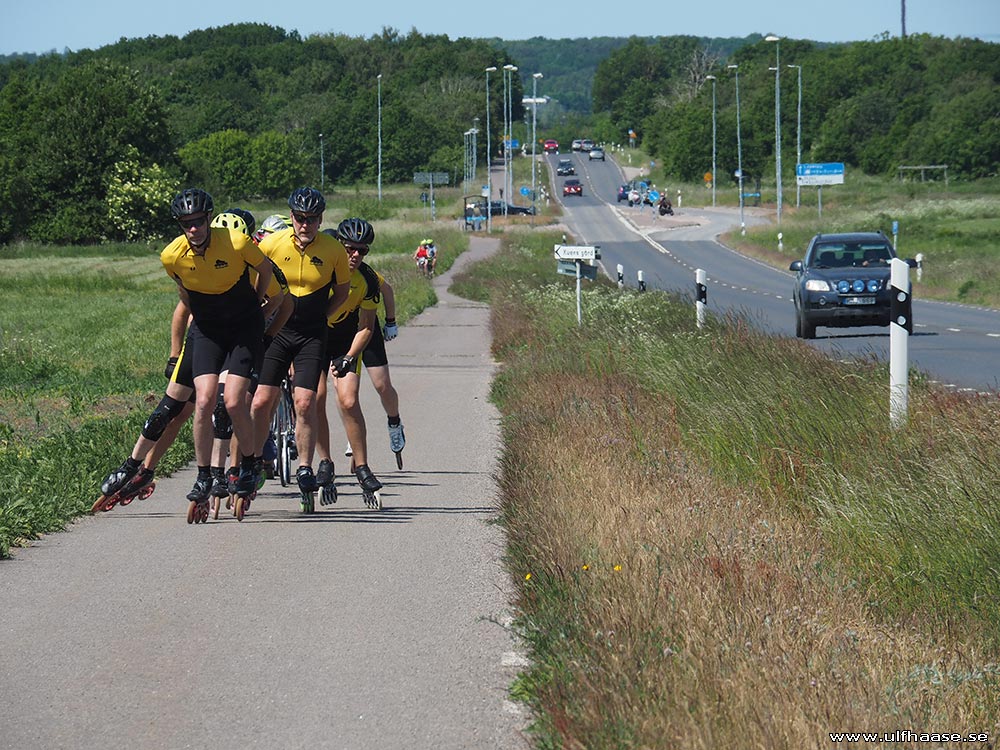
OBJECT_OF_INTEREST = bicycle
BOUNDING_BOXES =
[269,376,296,488]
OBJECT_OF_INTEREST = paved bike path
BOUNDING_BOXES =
[0,236,528,749]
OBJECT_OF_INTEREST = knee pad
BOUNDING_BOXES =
[212,393,233,440]
[141,395,186,441]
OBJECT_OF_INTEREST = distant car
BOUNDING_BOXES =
[789,231,915,339]
[563,179,583,197]
[556,159,576,176]
[580,139,595,152]
[571,139,583,151]
[588,147,605,161]
[489,201,535,216]
[543,139,559,153]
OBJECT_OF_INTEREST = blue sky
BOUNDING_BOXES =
[3,0,997,55]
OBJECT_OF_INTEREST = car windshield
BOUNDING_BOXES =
[808,242,893,268]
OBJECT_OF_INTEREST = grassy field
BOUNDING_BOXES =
[452,229,1000,748]
[0,225,466,557]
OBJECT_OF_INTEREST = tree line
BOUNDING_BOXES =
[589,33,1000,187]
[0,26,995,244]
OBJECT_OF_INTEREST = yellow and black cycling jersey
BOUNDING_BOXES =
[327,263,384,327]
[259,228,350,332]
[161,227,266,323]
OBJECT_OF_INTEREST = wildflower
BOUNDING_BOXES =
[613,564,622,571]
[525,573,532,581]
[582,564,590,571]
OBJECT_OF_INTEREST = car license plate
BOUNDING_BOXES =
[844,296,876,305]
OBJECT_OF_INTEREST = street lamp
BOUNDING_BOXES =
[788,63,802,208]
[765,34,783,225]
[727,64,745,233]
[377,74,383,203]
[503,64,518,215]
[705,74,717,207]
[531,72,543,217]
[319,133,324,190]
[485,66,496,232]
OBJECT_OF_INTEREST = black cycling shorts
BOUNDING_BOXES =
[259,327,326,391]
[325,309,360,366]
[361,318,389,368]
[189,318,263,380]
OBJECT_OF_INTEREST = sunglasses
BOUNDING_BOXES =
[178,215,208,229]
[292,212,322,226]
[344,243,369,256]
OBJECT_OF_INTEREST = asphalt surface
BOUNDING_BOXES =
[0,237,529,750]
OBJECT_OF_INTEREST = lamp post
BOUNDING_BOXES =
[788,63,802,208]
[727,64,744,233]
[319,133,324,190]
[376,74,383,203]
[766,35,783,225]
[531,72,543,217]
[705,74,717,207]
[485,66,496,232]
[503,64,517,215]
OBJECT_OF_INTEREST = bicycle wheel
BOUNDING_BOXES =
[273,380,296,487]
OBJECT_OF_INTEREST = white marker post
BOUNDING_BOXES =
[889,257,912,429]
[696,268,707,328]
[637,270,646,293]
[617,263,624,289]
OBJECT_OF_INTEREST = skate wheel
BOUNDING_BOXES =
[91,495,109,514]
[395,452,403,470]
[138,482,155,501]
[119,492,135,507]
[236,495,248,522]
[186,500,197,524]
[363,490,382,510]
[197,504,210,524]
[300,492,315,514]
[211,496,220,520]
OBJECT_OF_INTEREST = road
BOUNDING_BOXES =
[0,238,528,750]
[544,150,1000,393]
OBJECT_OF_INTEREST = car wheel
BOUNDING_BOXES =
[798,311,816,339]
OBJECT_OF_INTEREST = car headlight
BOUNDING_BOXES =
[852,280,865,293]
[836,280,850,293]
[867,279,880,293]
[805,279,831,292]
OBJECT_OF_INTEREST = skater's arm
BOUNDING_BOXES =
[326,280,350,320]
[379,280,396,322]
[346,308,377,359]
[251,258,273,303]
[266,296,294,340]
[169,300,190,358]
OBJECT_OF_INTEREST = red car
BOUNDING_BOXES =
[543,139,559,154]
[563,179,583,197]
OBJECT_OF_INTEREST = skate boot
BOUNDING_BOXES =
[209,468,228,519]
[388,421,405,470]
[355,464,383,510]
[296,465,318,514]
[316,458,337,506]
[186,473,212,524]
[234,462,257,522]
[93,457,142,513]
[116,467,156,508]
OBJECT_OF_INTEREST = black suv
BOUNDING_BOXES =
[789,232,915,339]
[556,159,576,176]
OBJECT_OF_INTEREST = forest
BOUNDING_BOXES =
[0,24,996,243]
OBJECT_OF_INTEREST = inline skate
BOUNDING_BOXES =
[296,465,317,514]
[355,464,383,510]
[388,421,405,470]
[186,474,212,524]
[92,457,141,513]
[316,458,337,506]
[233,462,258,522]
[209,468,229,520]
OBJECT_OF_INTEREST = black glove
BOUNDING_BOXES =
[164,356,179,379]
[332,354,357,378]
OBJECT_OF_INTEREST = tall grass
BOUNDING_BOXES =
[457,231,1000,747]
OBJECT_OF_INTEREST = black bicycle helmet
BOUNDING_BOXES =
[287,187,326,214]
[224,207,256,237]
[170,188,214,219]
[335,217,375,246]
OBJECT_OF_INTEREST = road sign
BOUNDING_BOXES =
[648,190,660,202]
[413,172,450,185]
[520,186,531,197]
[796,162,845,186]
[554,244,600,261]
[557,260,598,280]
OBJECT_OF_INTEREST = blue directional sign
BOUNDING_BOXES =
[520,186,531,197]
[796,162,845,186]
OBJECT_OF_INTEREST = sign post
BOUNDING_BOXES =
[554,244,601,326]
[796,163,845,219]
[413,171,450,222]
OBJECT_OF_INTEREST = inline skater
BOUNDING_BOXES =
[313,218,387,509]
[250,188,350,513]
[161,188,273,523]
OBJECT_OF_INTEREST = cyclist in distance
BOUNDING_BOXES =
[160,188,273,522]
[250,188,350,503]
